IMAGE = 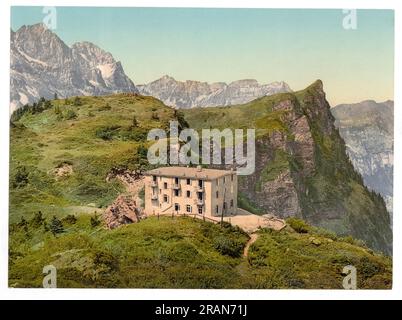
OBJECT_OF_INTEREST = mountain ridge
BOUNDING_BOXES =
[10,23,137,111]
[137,74,292,109]
[331,100,393,221]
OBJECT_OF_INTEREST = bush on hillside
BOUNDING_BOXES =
[286,217,310,233]
[62,214,77,225]
[49,215,64,236]
[213,236,243,258]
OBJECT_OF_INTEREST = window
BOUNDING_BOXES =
[216,191,219,198]
[223,177,226,183]
[198,180,203,187]
[164,182,168,189]
[174,203,180,211]
[223,202,227,210]
[163,195,168,203]
[174,189,179,197]
[230,199,234,207]
[186,205,192,213]
[198,206,203,215]
[152,175,157,182]
[175,177,179,184]
[187,178,191,185]
[159,189,161,194]
[231,174,233,181]
[186,190,191,198]
[215,205,219,214]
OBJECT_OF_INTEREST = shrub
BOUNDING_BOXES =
[49,215,64,236]
[62,214,77,225]
[90,214,101,228]
[137,145,148,159]
[64,110,77,120]
[98,103,111,111]
[286,217,310,233]
[213,236,243,258]
[95,126,120,140]
[12,166,29,188]
[16,217,28,233]
[73,96,82,106]
[30,211,45,228]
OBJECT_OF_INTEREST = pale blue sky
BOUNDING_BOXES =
[11,7,394,105]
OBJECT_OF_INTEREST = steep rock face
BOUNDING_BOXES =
[246,82,391,254]
[10,23,137,112]
[331,100,393,221]
[185,81,392,255]
[137,75,291,109]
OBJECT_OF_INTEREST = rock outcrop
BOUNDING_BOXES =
[103,195,143,229]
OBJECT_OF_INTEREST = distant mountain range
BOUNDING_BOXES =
[9,23,393,226]
[331,100,394,221]
[137,76,292,108]
[10,23,137,112]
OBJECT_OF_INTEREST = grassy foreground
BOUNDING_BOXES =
[9,215,391,289]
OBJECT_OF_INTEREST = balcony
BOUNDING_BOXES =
[194,198,204,205]
[172,184,181,190]
[193,185,204,192]
[150,181,158,187]
[151,194,158,200]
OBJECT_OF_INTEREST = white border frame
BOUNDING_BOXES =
[0,0,400,300]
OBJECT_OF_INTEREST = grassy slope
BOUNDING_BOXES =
[9,90,392,288]
[10,94,176,223]
[9,215,391,289]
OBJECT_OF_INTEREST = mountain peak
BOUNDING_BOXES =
[17,22,48,32]
[10,23,137,110]
[138,76,292,108]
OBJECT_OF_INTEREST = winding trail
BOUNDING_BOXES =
[243,233,259,258]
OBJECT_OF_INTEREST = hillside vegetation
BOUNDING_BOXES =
[10,94,185,223]
[9,215,391,289]
[9,84,392,288]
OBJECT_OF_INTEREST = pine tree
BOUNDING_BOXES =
[49,215,64,236]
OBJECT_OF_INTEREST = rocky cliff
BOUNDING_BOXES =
[331,100,393,222]
[137,75,291,108]
[184,80,392,255]
[10,23,137,112]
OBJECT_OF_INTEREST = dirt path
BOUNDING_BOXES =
[243,233,259,258]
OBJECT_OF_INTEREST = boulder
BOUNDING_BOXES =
[103,195,143,229]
